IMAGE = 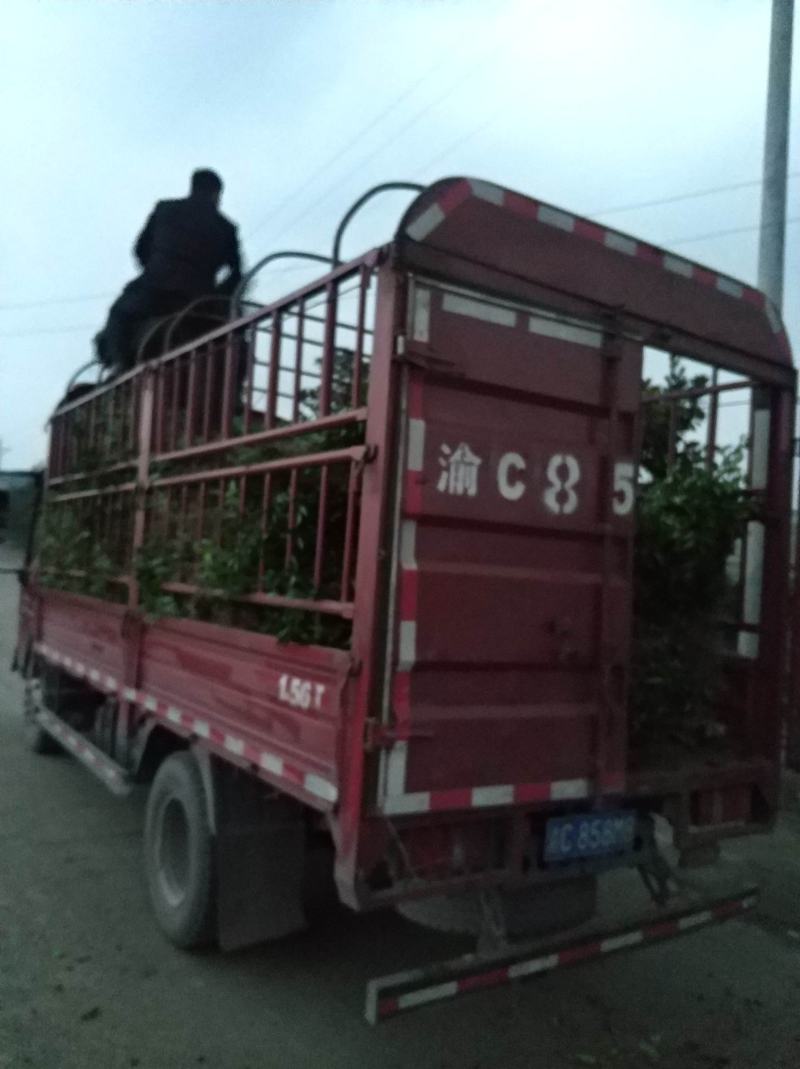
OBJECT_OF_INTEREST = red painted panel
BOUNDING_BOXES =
[383,284,640,802]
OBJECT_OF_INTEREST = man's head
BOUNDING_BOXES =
[190,168,223,206]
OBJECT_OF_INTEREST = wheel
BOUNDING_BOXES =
[23,672,61,755]
[143,751,215,949]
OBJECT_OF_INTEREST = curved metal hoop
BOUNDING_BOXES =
[230,251,332,320]
[331,182,424,265]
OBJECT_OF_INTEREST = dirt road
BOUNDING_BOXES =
[1,559,799,1068]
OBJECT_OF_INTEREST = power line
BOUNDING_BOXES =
[0,292,112,312]
[246,64,443,243]
[668,215,800,246]
[0,324,94,339]
[592,171,800,217]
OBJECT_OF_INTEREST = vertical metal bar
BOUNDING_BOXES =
[131,368,155,607]
[257,471,272,589]
[352,267,369,407]
[705,368,719,471]
[284,468,298,570]
[169,357,181,452]
[340,461,360,602]
[320,282,337,417]
[595,327,625,801]
[202,343,214,442]
[243,326,257,435]
[294,301,305,421]
[185,351,197,449]
[667,398,678,468]
[220,337,235,440]
[313,466,330,591]
[266,312,282,429]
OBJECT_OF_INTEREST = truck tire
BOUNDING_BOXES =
[144,752,215,949]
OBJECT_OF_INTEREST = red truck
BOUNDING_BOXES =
[13,177,794,1020]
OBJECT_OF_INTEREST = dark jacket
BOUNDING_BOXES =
[134,195,241,298]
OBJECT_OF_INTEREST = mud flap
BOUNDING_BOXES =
[209,756,307,951]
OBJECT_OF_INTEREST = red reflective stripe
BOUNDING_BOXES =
[438,178,472,216]
[558,941,602,966]
[392,672,412,727]
[404,471,424,515]
[378,997,399,1019]
[634,243,663,266]
[407,374,424,419]
[283,763,305,786]
[514,782,551,803]
[644,919,680,940]
[742,286,765,308]
[458,967,510,993]
[504,190,539,220]
[694,265,716,288]
[429,787,472,811]
[398,569,419,621]
[573,217,606,243]
[712,899,745,920]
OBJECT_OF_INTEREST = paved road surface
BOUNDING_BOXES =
[1,557,799,1068]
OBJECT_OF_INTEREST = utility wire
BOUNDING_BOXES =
[592,171,800,217]
[0,293,112,312]
[668,215,800,246]
[246,63,443,243]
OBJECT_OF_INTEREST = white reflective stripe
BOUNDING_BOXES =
[123,687,137,702]
[678,910,713,931]
[742,895,758,911]
[716,276,743,298]
[538,205,575,232]
[751,408,770,491]
[601,931,644,953]
[193,719,210,738]
[604,231,637,256]
[382,791,431,815]
[550,778,590,800]
[224,735,245,756]
[739,520,765,659]
[528,314,602,349]
[166,706,182,725]
[399,520,417,570]
[144,695,158,712]
[397,621,417,671]
[406,203,445,241]
[663,254,694,278]
[83,750,97,765]
[508,953,559,979]
[104,675,117,691]
[406,419,426,472]
[471,784,514,807]
[397,980,459,1011]
[260,752,284,777]
[469,179,504,205]
[412,286,431,343]
[63,657,73,668]
[442,292,517,327]
[765,300,782,333]
[88,668,100,683]
[384,741,408,797]
[304,773,338,803]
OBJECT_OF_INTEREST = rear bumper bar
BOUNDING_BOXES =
[365,885,758,1023]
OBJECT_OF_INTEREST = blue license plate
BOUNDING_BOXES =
[544,810,636,863]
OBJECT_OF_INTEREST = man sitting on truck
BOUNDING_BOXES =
[95,168,243,373]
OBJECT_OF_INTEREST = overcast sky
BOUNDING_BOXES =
[1,0,797,468]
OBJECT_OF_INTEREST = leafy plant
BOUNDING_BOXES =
[630,359,752,753]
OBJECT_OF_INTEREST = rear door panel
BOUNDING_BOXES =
[379,282,641,809]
